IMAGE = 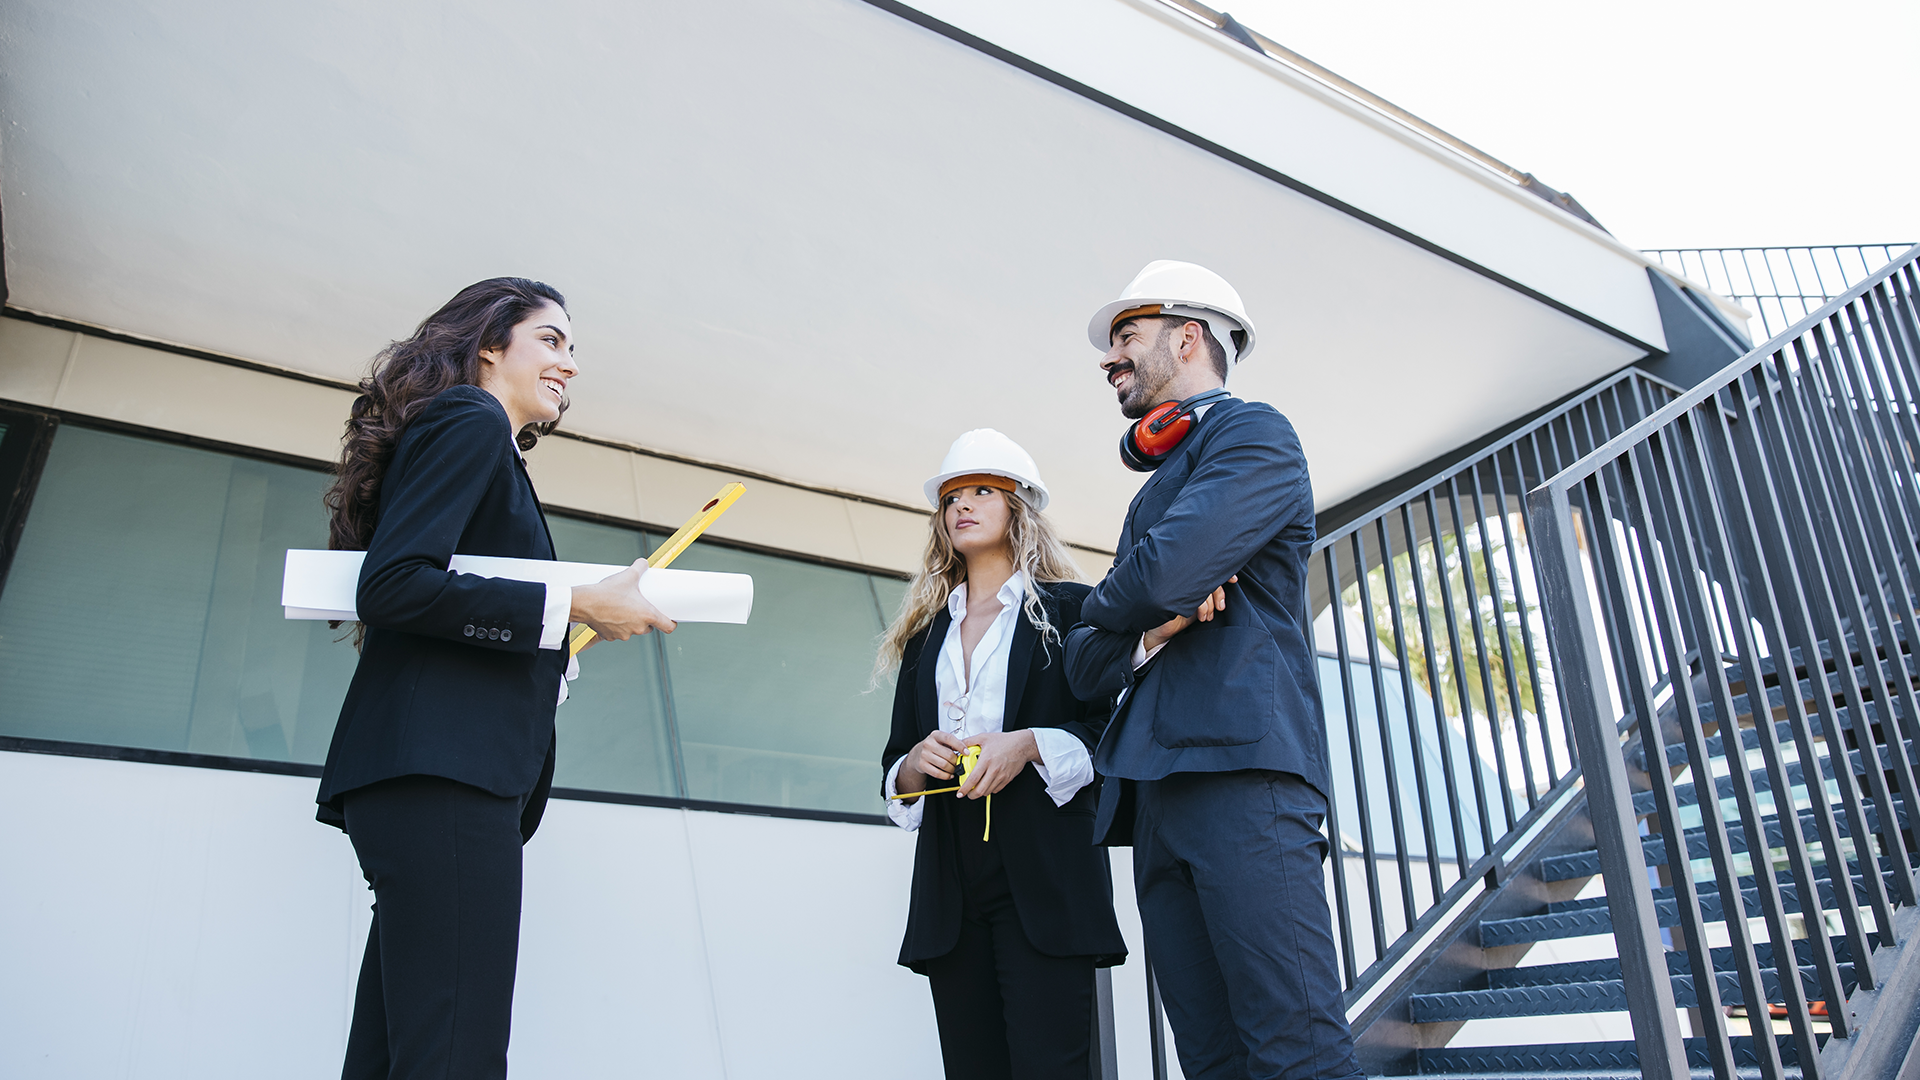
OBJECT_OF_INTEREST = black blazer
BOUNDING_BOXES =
[317,385,569,837]
[882,580,1128,970]
[1063,398,1327,845]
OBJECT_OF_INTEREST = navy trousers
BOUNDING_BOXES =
[340,775,526,1080]
[921,794,1097,1080]
[1134,770,1363,1080]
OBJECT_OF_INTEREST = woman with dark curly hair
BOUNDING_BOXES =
[317,278,673,1079]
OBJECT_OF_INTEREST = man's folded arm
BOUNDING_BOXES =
[1082,408,1309,634]
[1065,622,1138,699]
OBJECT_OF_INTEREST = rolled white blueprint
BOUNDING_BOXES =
[281,549,753,624]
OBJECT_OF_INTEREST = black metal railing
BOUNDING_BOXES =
[1306,368,1680,1004]
[1648,245,1914,344]
[1529,244,1920,1079]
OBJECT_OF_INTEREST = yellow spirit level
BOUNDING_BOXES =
[568,482,745,656]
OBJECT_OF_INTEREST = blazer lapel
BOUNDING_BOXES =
[1122,400,1229,540]
[917,610,950,736]
[1001,597,1039,731]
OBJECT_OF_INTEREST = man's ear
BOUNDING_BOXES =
[1177,320,1205,365]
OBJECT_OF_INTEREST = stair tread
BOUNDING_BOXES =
[1416,1035,1804,1073]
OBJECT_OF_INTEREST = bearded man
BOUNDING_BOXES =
[1066,261,1363,1080]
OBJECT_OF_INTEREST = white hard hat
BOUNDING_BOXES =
[1087,260,1257,365]
[923,429,1051,511]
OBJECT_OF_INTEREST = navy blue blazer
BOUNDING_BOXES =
[317,385,569,837]
[882,581,1127,969]
[1064,398,1328,845]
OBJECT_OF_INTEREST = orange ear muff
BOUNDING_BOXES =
[1118,388,1231,472]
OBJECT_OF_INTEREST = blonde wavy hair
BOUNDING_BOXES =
[873,487,1083,686]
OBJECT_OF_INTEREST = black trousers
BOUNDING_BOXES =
[1135,770,1362,1080]
[921,795,1096,1080]
[340,775,526,1080]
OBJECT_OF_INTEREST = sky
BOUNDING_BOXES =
[1225,0,1919,251]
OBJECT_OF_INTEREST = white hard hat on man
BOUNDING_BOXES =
[923,428,1051,511]
[1087,260,1256,366]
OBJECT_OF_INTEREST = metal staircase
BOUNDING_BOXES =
[1291,245,1920,1080]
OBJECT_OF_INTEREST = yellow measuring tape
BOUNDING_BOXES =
[569,482,746,657]
[888,744,992,840]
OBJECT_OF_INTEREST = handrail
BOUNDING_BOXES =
[1542,244,1920,490]
[1526,243,1920,1077]
[1306,367,1680,1005]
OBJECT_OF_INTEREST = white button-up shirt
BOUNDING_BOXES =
[884,572,1096,831]
[511,438,579,703]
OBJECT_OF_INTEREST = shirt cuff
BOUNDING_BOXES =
[883,757,925,832]
[1030,727,1094,807]
[539,584,572,650]
[1131,633,1166,670]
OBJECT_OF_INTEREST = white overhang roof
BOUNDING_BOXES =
[0,0,1659,549]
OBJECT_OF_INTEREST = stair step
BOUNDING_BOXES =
[1539,802,1906,883]
[1480,869,1888,946]
[1632,754,1911,818]
[1411,964,1829,1020]
[1642,697,1916,774]
[1487,940,1860,992]
[1724,648,1911,694]
[1415,1035,1803,1074]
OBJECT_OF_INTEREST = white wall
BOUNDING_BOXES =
[0,750,1176,1078]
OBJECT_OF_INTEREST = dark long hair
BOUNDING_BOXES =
[325,277,569,553]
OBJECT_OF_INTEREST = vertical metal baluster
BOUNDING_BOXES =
[1376,514,1445,903]
[1682,393,1849,1058]
[1793,325,1920,891]
[1827,301,1920,802]
[1304,584,1360,989]
[1445,475,1519,829]
[1354,530,1419,929]
[1481,447,1542,803]
[1401,499,1472,884]
[1715,362,1869,1035]
[1769,337,1919,909]
[1615,436,1756,1080]
[1426,490,1496,856]
[1325,543,1389,961]
[1530,469,1689,1080]
[1642,421,1796,1080]
[1748,346,1903,944]
[1533,419,1584,770]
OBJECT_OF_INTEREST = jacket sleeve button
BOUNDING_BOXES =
[464,625,476,637]
[489,628,500,640]
[500,629,512,642]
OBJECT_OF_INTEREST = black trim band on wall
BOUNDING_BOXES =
[0,397,920,582]
[0,737,891,827]
[857,0,1658,355]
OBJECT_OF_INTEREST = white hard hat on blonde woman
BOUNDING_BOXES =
[922,429,1050,511]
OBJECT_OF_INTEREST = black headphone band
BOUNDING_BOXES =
[1145,387,1231,434]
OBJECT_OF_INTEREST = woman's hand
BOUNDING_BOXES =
[570,559,677,641]
[958,729,1039,799]
[894,729,969,802]
[1143,575,1238,652]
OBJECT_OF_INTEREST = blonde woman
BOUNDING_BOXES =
[878,429,1126,1080]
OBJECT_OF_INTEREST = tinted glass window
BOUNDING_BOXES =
[0,426,356,761]
[0,423,905,816]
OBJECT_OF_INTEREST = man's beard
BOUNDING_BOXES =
[1115,330,1179,419]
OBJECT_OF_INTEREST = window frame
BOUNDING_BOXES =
[0,401,899,826]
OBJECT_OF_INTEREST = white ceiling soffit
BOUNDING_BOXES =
[0,0,1647,548]
[908,0,1668,350]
